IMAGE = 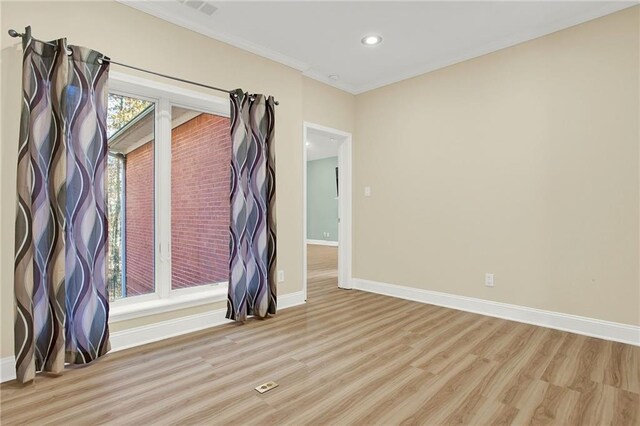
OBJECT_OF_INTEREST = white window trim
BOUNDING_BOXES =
[108,71,231,324]
[110,284,228,322]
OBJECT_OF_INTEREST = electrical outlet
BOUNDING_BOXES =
[485,273,494,287]
[277,270,285,283]
[255,381,278,393]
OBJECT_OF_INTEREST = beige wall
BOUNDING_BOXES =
[0,1,354,358]
[354,7,640,326]
[303,77,356,133]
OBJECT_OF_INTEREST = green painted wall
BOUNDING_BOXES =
[307,157,339,242]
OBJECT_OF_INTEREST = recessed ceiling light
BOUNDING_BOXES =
[330,138,335,142]
[361,34,382,46]
[305,141,311,146]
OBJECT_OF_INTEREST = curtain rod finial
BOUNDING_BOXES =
[8,29,21,38]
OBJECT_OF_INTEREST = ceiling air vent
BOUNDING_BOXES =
[178,0,218,17]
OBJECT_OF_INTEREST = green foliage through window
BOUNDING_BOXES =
[107,94,153,301]
[108,94,153,137]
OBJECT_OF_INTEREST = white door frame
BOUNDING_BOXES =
[302,122,353,301]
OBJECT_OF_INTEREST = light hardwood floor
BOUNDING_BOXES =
[1,244,638,425]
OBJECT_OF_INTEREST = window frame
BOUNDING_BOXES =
[108,71,231,323]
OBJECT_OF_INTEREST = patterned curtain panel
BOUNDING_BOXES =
[14,34,110,383]
[227,90,277,321]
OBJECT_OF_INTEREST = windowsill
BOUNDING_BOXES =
[109,284,228,323]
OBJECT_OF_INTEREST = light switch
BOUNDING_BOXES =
[364,186,371,197]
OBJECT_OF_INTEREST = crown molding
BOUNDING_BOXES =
[116,0,310,71]
[116,1,636,95]
[301,69,357,94]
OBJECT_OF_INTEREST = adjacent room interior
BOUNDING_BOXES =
[305,124,351,300]
[1,1,639,425]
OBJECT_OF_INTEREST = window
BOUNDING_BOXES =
[106,73,230,321]
[107,94,156,301]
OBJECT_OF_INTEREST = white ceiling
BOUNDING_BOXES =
[306,127,343,161]
[119,1,637,94]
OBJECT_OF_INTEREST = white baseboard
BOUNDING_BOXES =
[1,357,16,383]
[279,290,307,309]
[352,278,640,346]
[307,239,338,247]
[0,290,306,383]
[111,290,305,352]
[109,309,230,352]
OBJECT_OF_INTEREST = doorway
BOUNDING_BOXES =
[303,122,352,301]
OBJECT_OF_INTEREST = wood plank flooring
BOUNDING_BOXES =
[1,243,638,425]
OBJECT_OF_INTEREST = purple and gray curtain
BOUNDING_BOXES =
[14,33,110,383]
[226,90,277,321]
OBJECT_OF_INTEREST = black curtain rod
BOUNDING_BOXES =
[8,27,279,105]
